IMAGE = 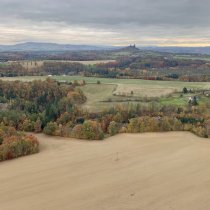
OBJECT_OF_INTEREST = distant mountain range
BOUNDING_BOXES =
[142,46,210,55]
[0,42,116,52]
[1,42,210,55]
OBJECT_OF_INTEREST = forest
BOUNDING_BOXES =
[1,78,210,161]
[1,47,210,82]
[1,47,210,161]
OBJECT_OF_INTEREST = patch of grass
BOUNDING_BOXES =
[52,75,210,90]
[79,83,149,112]
[160,92,210,107]
[10,60,116,69]
[0,62,9,67]
[0,76,47,82]
[79,84,116,111]
[3,75,210,91]
[174,55,210,61]
[3,75,210,112]
[159,95,188,106]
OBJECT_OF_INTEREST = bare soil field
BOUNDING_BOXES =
[0,132,210,210]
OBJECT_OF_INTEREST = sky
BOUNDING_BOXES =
[0,0,210,46]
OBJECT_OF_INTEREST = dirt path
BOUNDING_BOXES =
[0,132,210,210]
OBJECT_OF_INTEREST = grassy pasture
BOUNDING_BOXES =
[3,75,210,91]
[160,92,210,107]
[0,76,48,82]
[114,83,177,97]
[56,60,116,65]
[53,76,210,99]
[53,75,210,89]
[174,55,210,61]
[10,60,116,70]
[75,76,210,111]
[79,84,116,111]
[65,76,210,111]
[79,84,149,111]
[0,62,9,67]
[2,75,210,111]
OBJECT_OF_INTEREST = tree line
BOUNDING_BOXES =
[0,79,210,152]
[1,54,210,82]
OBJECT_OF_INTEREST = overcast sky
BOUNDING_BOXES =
[0,0,210,46]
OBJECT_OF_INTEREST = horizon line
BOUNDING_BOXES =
[1,42,210,48]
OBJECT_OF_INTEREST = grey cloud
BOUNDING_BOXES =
[1,0,210,27]
[0,0,210,45]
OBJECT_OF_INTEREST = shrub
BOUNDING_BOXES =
[0,134,39,161]
[72,120,104,140]
[127,116,182,133]
[67,89,86,104]
[72,124,83,139]
[43,122,58,135]
[34,118,42,133]
[127,117,159,133]
[22,119,35,132]
[191,126,208,138]
[183,87,188,94]
[108,121,119,136]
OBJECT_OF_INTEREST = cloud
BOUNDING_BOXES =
[0,0,210,46]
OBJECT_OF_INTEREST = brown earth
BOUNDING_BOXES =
[0,132,210,210]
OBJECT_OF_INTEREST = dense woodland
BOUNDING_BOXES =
[0,78,86,161]
[0,50,113,61]
[1,48,210,81]
[0,79,210,146]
